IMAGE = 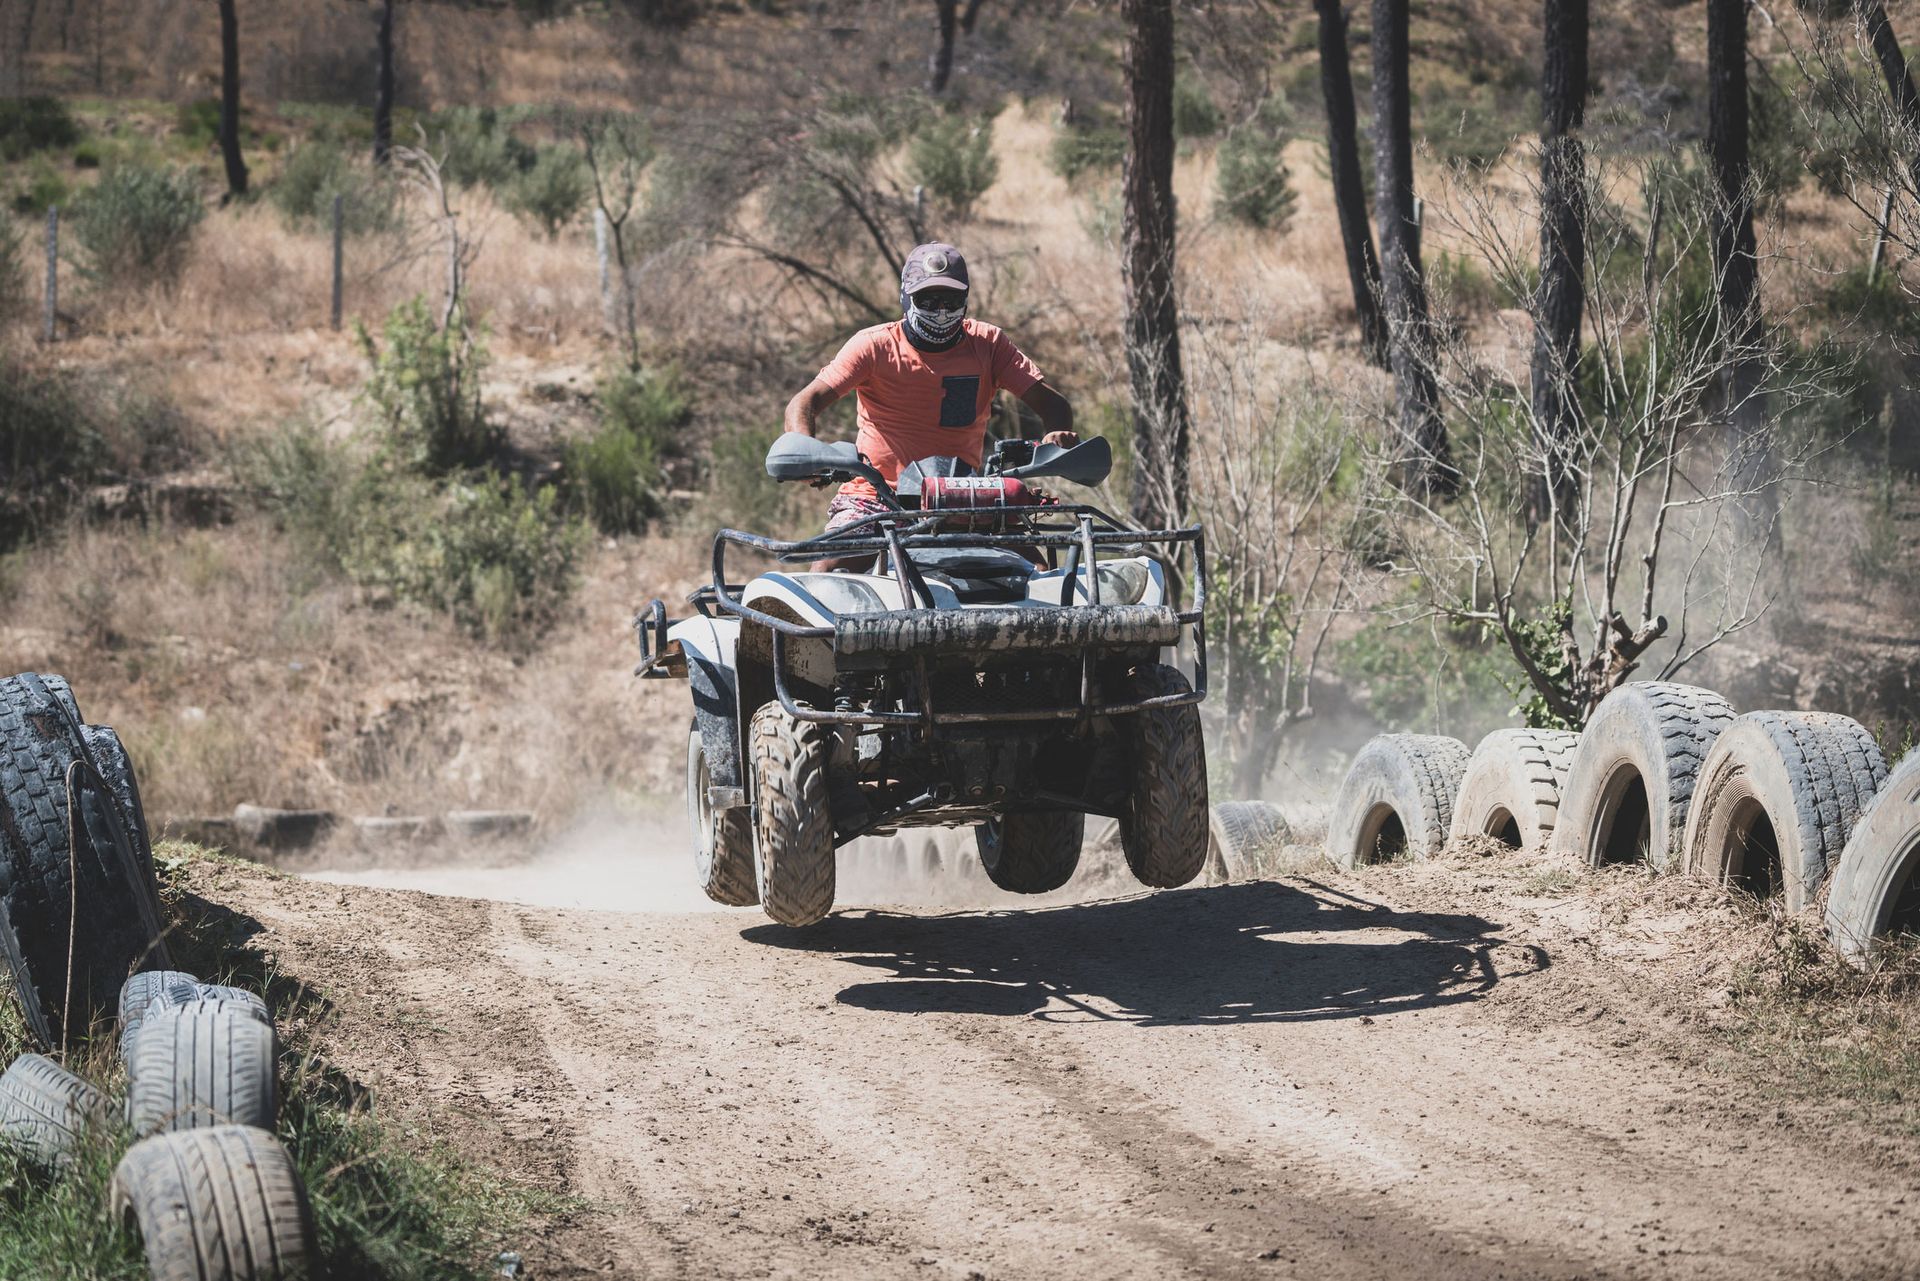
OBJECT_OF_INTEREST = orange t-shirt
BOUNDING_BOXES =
[814,319,1045,498]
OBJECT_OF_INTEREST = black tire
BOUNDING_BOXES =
[1683,711,1888,911]
[1207,801,1289,882]
[688,721,758,907]
[1330,734,1472,868]
[0,672,170,1047]
[1828,748,1920,965]
[1116,664,1210,889]
[0,1051,106,1172]
[119,971,205,1064]
[1448,728,1580,849]
[112,1124,315,1281]
[82,724,161,884]
[976,811,1084,893]
[1551,681,1736,872]
[750,702,836,927]
[127,1001,278,1138]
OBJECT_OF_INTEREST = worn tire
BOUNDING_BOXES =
[750,702,836,927]
[1330,734,1471,868]
[1827,750,1920,966]
[688,721,758,907]
[1116,664,1210,889]
[0,1052,106,1171]
[1683,712,1888,911]
[976,811,1083,893]
[112,1124,314,1281]
[1448,729,1580,850]
[120,971,206,1063]
[1207,801,1289,882]
[0,672,170,1047]
[127,1001,278,1137]
[1551,682,1736,871]
[82,723,162,883]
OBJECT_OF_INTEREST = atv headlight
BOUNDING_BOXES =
[1095,560,1150,605]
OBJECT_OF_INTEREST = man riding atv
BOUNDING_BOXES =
[784,242,1078,564]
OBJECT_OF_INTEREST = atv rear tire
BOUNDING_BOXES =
[1116,664,1209,889]
[688,722,758,907]
[750,703,836,926]
[976,811,1083,893]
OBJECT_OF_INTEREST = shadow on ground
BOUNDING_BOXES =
[742,879,1548,1027]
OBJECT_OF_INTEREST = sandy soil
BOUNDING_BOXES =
[178,828,1920,1281]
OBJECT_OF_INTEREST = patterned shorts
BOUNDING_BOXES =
[825,491,892,533]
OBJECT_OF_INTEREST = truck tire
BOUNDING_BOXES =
[1827,750,1920,966]
[976,811,1083,893]
[1551,682,1735,871]
[1330,734,1471,868]
[0,672,170,1047]
[1116,664,1209,889]
[81,723,158,873]
[127,1001,278,1137]
[750,702,836,927]
[1207,801,1289,882]
[120,971,206,1062]
[112,1125,314,1281]
[1683,711,1888,911]
[1448,728,1580,850]
[688,722,758,907]
[0,1052,105,1171]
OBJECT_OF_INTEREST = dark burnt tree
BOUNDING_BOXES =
[1530,0,1588,524]
[1858,2,1920,188]
[1369,0,1452,492]
[217,0,248,198]
[1316,0,1388,367]
[961,0,987,35]
[931,0,958,94]
[1707,0,1769,490]
[374,0,395,166]
[1122,0,1192,528]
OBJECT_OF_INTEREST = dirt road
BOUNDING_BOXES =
[198,833,1920,1281]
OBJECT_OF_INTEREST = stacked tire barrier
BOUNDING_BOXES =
[0,671,316,1279]
[1330,678,1920,965]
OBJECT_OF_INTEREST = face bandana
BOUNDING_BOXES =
[904,296,966,347]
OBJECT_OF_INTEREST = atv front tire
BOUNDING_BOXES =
[1117,663,1209,889]
[688,721,758,907]
[750,703,836,926]
[976,811,1083,894]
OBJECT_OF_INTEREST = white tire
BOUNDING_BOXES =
[1448,728,1580,849]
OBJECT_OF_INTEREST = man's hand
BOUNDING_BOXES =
[1018,382,1075,447]
[1040,429,1077,448]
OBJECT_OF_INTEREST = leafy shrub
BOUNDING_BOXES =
[12,160,69,215]
[1173,73,1221,140]
[0,361,103,547]
[1049,118,1126,186]
[0,97,79,163]
[1214,120,1296,230]
[564,365,691,534]
[70,164,205,287]
[427,106,535,190]
[270,141,395,235]
[357,297,501,475]
[71,140,103,170]
[174,99,222,148]
[505,144,591,237]
[909,114,1000,218]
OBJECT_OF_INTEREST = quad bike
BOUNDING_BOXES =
[634,433,1210,927]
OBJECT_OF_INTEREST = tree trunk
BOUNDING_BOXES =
[217,0,248,198]
[961,0,986,35]
[373,0,395,167]
[1121,0,1191,529]
[1858,1,1920,192]
[1707,0,1771,505]
[1315,0,1388,368]
[1369,0,1452,493]
[930,0,958,94]
[1529,0,1588,525]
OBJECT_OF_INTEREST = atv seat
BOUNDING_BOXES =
[907,546,1037,604]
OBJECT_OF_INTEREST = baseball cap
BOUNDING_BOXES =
[901,242,970,295]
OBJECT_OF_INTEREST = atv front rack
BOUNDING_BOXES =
[637,504,1208,728]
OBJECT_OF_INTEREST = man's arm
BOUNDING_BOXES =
[784,378,845,437]
[1017,381,1076,448]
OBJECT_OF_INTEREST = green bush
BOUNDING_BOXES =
[70,164,205,287]
[174,99,222,148]
[505,144,591,237]
[270,141,395,235]
[909,114,1000,218]
[0,97,79,163]
[564,365,691,534]
[12,160,70,216]
[1,360,104,546]
[357,297,501,475]
[71,139,104,170]
[1173,73,1221,140]
[427,106,535,190]
[1049,119,1125,186]
[1214,122,1296,230]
